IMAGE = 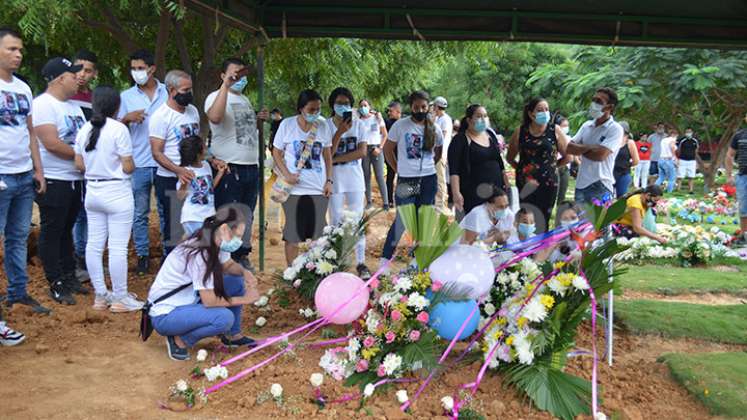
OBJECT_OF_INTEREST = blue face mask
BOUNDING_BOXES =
[304,112,321,123]
[230,76,248,92]
[534,111,550,125]
[518,223,536,238]
[494,208,507,220]
[560,218,579,227]
[334,104,352,117]
[359,106,370,116]
[220,236,243,253]
[474,118,488,133]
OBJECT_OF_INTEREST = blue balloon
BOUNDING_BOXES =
[706,215,715,223]
[428,299,479,341]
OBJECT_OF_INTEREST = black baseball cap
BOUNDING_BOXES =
[41,57,83,82]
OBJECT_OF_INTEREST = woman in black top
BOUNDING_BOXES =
[448,104,509,216]
[613,122,640,197]
[507,97,569,232]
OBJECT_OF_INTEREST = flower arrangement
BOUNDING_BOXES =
[615,225,737,266]
[656,190,738,226]
[480,258,542,319]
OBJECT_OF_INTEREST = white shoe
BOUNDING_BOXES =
[0,321,26,346]
[109,293,145,313]
[92,291,113,310]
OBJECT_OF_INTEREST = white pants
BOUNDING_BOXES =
[633,161,651,189]
[85,180,134,299]
[329,190,366,265]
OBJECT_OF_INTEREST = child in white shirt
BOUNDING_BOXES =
[177,136,225,236]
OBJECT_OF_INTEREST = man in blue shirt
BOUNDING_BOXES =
[117,49,168,275]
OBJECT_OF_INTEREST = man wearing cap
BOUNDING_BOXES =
[33,56,88,305]
[432,96,453,216]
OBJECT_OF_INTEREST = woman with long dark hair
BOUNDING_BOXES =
[147,207,261,361]
[448,103,509,217]
[74,86,139,312]
[507,97,569,232]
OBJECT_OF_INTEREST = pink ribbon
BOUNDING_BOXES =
[578,268,600,417]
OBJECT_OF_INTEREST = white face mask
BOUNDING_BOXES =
[131,69,149,86]
[561,126,570,135]
[588,102,604,120]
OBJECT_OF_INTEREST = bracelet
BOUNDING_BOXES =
[326,179,334,185]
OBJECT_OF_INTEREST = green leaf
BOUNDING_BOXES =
[400,330,439,371]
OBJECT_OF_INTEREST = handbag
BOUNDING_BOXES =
[270,120,320,203]
[139,282,192,342]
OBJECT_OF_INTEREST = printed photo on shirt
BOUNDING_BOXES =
[62,115,86,144]
[190,174,214,205]
[335,135,358,161]
[293,140,324,172]
[175,122,200,141]
[232,102,256,148]
[405,132,423,159]
[0,91,30,126]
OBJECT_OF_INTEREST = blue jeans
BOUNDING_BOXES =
[736,174,747,217]
[151,274,245,348]
[574,180,612,206]
[0,171,34,301]
[154,175,181,256]
[73,183,87,258]
[214,164,258,259]
[132,167,156,257]
[182,221,203,236]
[382,174,437,259]
[614,172,632,198]
[655,159,676,193]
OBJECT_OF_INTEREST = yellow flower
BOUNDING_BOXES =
[362,347,380,360]
[506,336,515,346]
[413,272,432,291]
[540,294,555,309]
[497,317,508,326]
[517,317,528,328]
[553,261,566,271]
[490,329,504,340]
[556,273,575,287]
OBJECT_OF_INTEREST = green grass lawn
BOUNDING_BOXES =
[616,300,747,344]
[618,264,747,296]
[659,352,747,418]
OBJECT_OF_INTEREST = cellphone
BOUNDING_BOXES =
[343,111,352,122]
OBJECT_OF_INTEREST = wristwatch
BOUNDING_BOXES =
[326,179,334,185]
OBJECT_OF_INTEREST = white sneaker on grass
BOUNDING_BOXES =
[109,293,144,313]
[92,292,113,311]
[0,321,26,346]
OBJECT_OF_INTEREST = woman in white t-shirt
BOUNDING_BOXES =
[358,98,389,210]
[381,91,444,267]
[271,89,334,266]
[459,188,514,246]
[326,87,370,278]
[73,86,141,312]
[147,207,260,361]
[177,135,225,236]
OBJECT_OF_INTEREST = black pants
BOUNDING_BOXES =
[556,166,570,207]
[35,179,83,285]
[154,175,182,256]
[518,180,558,233]
[385,160,396,207]
[214,164,259,260]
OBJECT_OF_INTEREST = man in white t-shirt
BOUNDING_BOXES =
[149,69,200,256]
[565,87,623,206]
[358,98,389,210]
[0,28,49,316]
[33,57,89,305]
[432,96,453,216]
[655,129,679,193]
[205,58,268,270]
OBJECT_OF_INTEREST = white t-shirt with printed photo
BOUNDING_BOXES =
[147,240,231,317]
[272,116,333,196]
[388,116,444,178]
[148,103,201,177]
[0,76,33,174]
[177,161,216,224]
[204,90,258,165]
[359,113,385,146]
[74,118,133,180]
[32,93,86,181]
[327,117,366,194]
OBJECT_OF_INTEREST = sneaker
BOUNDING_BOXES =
[92,292,112,311]
[64,273,90,295]
[49,281,76,305]
[0,321,26,346]
[109,293,144,313]
[136,256,149,276]
[166,336,190,361]
[75,255,90,283]
[356,263,372,280]
[220,335,257,348]
[6,295,51,314]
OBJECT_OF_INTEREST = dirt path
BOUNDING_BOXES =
[621,290,747,305]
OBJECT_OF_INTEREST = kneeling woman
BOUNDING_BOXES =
[147,208,260,361]
[615,185,668,244]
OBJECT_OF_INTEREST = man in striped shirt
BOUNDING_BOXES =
[726,112,747,245]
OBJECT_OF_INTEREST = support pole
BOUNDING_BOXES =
[257,45,266,272]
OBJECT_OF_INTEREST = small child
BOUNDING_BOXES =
[546,202,582,263]
[177,136,225,236]
[507,207,536,245]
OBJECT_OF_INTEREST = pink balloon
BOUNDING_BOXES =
[314,272,370,325]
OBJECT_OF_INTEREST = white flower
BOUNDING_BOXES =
[316,261,335,275]
[310,373,324,387]
[270,383,283,399]
[483,303,496,316]
[175,379,188,392]
[382,353,403,375]
[323,226,333,235]
[407,292,429,311]
[365,309,381,334]
[196,349,208,362]
[513,333,534,365]
[333,227,343,236]
[346,338,361,359]
[299,307,315,318]
[594,412,607,420]
[394,277,413,292]
[293,279,302,288]
[324,249,337,260]
[255,295,269,307]
[441,396,455,411]
[255,316,267,327]
[283,267,296,281]
[547,277,568,297]
[363,383,375,398]
[396,390,409,404]
[572,275,589,292]
[203,365,229,381]
[523,298,547,323]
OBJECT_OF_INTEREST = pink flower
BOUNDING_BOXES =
[391,310,402,322]
[305,262,316,270]
[400,296,408,303]
[392,275,399,284]
[409,330,421,341]
[377,364,386,377]
[385,331,396,343]
[416,311,429,324]
[431,281,443,292]
[356,359,369,373]
[369,278,380,289]
[363,336,376,348]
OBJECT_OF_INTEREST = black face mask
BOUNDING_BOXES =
[174,91,193,107]
[412,111,427,122]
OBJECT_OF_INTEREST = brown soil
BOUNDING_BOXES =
[0,201,724,419]
[621,291,747,305]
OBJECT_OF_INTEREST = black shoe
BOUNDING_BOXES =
[136,256,149,276]
[7,295,51,314]
[357,264,372,280]
[49,281,76,305]
[64,274,89,295]
[166,336,190,361]
[220,335,257,348]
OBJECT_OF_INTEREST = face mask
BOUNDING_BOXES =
[685,132,693,138]
[359,106,370,116]
[230,76,248,92]
[473,118,488,133]
[220,236,243,253]
[518,223,536,238]
[131,69,149,86]
[589,102,604,120]
[494,208,507,220]
[534,111,550,125]
[561,218,579,227]
[334,104,352,117]
[657,129,665,135]
[561,126,570,135]
[174,91,193,107]
[304,112,321,123]
[646,199,657,208]
[412,111,427,122]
